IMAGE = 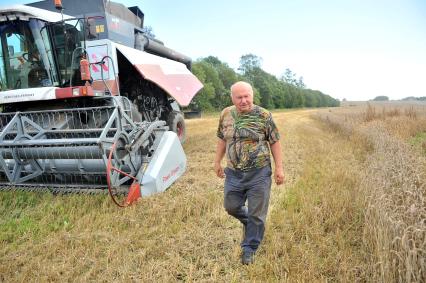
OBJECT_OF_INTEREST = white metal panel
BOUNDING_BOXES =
[0,87,56,104]
[0,5,71,22]
[141,131,186,196]
[86,39,119,81]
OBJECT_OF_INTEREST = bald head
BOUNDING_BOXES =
[230,81,253,98]
[230,81,254,113]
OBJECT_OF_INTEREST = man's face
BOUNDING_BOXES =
[231,85,253,113]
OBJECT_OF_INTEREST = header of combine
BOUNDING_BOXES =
[0,0,203,206]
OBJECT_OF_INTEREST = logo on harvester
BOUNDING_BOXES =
[4,93,34,99]
[162,165,180,183]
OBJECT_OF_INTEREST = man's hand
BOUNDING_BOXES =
[270,140,284,185]
[214,139,226,178]
[215,162,225,178]
[274,167,285,185]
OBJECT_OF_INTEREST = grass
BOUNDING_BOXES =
[1,104,425,281]
[264,119,366,281]
[317,102,426,282]
[409,131,426,154]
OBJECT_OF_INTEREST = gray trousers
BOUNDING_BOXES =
[224,165,272,252]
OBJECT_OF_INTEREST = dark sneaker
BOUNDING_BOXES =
[241,250,255,265]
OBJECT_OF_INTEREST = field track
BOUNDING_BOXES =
[3,107,421,281]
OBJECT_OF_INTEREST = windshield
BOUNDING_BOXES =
[0,18,86,91]
[0,19,58,91]
[48,18,85,87]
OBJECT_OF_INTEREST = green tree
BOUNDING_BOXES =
[191,55,339,111]
[372,96,389,101]
[191,63,214,110]
[296,76,305,88]
[282,68,297,85]
[238,54,263,74]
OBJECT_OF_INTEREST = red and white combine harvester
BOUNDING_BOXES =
[0,0,203,206]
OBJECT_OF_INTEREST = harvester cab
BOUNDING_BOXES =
[0,0,203,206]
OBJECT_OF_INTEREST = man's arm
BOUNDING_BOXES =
[270,140,285,185]
[214,138,226,178]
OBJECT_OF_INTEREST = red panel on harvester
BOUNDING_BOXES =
[115,43,203,106]
[134,64,202,106]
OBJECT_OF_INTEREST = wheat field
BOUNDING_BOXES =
[1,103,425,282]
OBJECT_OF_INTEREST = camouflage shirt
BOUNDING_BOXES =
[217,105,280,171]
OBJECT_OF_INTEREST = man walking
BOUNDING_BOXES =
[214,81,284,265]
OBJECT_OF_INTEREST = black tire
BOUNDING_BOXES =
[167,111,186,144]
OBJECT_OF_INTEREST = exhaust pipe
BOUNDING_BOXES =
[135,33,192,69]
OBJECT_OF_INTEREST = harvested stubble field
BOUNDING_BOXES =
[1,102,425,282]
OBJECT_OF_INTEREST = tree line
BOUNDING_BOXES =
[189,54,340,111]
[372,96,426,102]
[401,96,426,101]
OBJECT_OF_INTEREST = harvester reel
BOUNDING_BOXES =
[0,113,46,183]
[10,135,43,183]
[106,134,138,188]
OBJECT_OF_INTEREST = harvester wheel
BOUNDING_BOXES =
[167,111,186,144]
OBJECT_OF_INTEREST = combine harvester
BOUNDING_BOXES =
[0,0,203,206]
